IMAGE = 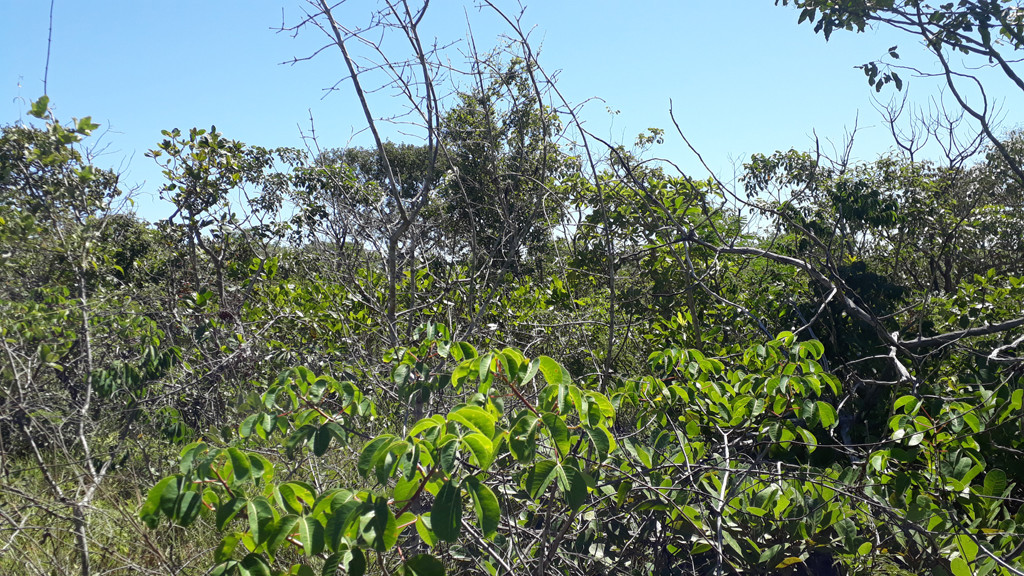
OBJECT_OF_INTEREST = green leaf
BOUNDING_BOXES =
[358,436,394,478]
[268,514,300,555]
[240,414,259,438]
[449,406,496,438]
[527,460,558,499]
[228,447,252,484]
[216,497,246,530]
[401,554,446,576]
[950,557,971,576]
[560,462,588,510]
[798,340,824,359]
[176,491,202,527]
[799,399,819,426]
[239,553,272,576]
[956,534,979,563]
[394,363,411,387]
[464,477,500,538]
[285,424,317,458]
[324,548,366,576]
[76,116,99,133]
[796,427,817,452]
[325,499,361,551]
[478,351,495,383]
[457,342,478,360]
[437,436,458,474]
[408,416,444,438]
[276,482,316,515]
[314,425,333,456]
[817,401,837,428]
[537,356,571,387]
[393,476,420,505]
[360,497,398,552]
[415,515,437,547]
[894,395,918,413]
[298,516,325,556]
[159,476,182,518]
[509,413,539,461]
[249,453,272,483]
[541,412,570,458]
[584,425,613,462]
[984,469,1007,497]
[248,498,275,545]
[961,462,985,486]
[431,481,463,542]
[461,433,494,471]
[521,357,540,386]
[869,450,888,473]
[586,392,616,422]
[29,96,50,119]
[141,476,175,527]
[502,347,526,376]
[214,533,240,563]
[759,543,783,565]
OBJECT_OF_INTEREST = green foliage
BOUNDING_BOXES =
[7,8,1024,571]
[139,324,1024,575]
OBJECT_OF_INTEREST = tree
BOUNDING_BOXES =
[440,57,568,279]
[0,98,180,576]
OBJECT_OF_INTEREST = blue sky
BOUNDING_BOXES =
[3,1,1020,221]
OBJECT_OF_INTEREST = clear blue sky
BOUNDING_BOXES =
[3,1,1020,221]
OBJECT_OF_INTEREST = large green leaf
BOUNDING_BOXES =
[461,433,494,471]
[449,406,496,438]
[297,516,325,556]
[214,533,240,563]
[358,436,394,477]
[541,412,570,458]
[285,424,317,458]
[29,95,49,118]
[559,462,588,510]
[401,553,446,576]
[176,491,202,527]
[950,557,971,576]
[276,482,316,515]
[984,469,1007,496]
[527,460,558,499]
[464,477,500,537]
[360,496,398,551]
[437,436,458,474]
[248,497,276,545]
[431,481,463,542]
[817,401,837,428]
[158,475,182,518]
[325,499,362,551]
[324,547,366,576]
[239,553,272,576]
[509,413,540,462]
[228,447,252,484]
[313,425,333,456]
[537,356,571,387]
[416,515,437,547]
[584,425,613,462]
[268,514,300,556]
[216,497,246,530]
[141,476,175,528]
